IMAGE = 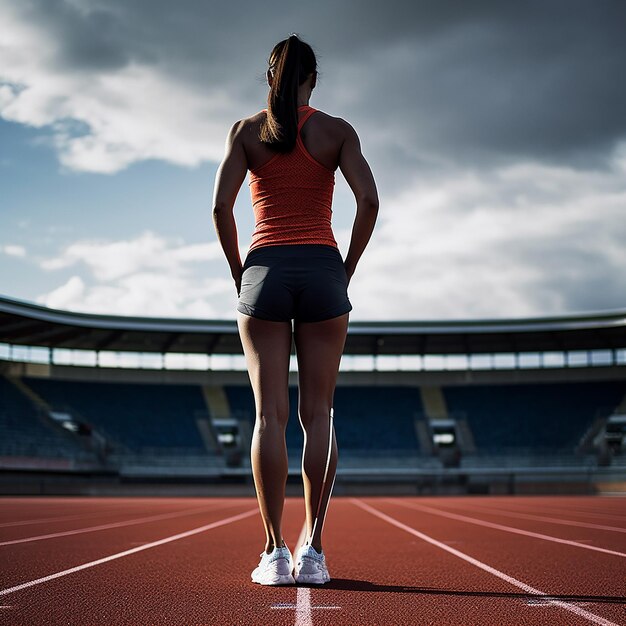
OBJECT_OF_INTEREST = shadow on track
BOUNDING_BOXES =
[315,579,626,605]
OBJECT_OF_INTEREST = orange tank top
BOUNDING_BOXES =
[247,105,337,252]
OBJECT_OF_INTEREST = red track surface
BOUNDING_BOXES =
[0,496,624,625]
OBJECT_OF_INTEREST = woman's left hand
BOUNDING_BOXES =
[233,267,243,297]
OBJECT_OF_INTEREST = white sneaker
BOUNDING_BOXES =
[293,544,331,585]
[251,545,295,586]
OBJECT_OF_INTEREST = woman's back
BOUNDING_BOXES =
[212,32,378,296]
[242,105,349,251]
[241,107,347,173]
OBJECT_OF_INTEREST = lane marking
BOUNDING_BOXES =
[434,503,626,534]
[295,522,311,626]
[271,603,340,610]
[0,513,102,529]
[492,504,626,523]
[295,587,312,626]
[0,502,237,547]
[289,521,341,623]
[352,499,620,626]
[388,499,626,559]
[0,500,173,528]
[0,508,258,597]
[0,500,237,528]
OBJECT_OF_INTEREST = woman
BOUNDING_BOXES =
[212,34,378,585]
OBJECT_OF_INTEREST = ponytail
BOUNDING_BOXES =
[260,34,317,153]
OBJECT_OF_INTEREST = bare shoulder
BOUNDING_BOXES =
[228,112,262,140]
[311,111,355,139]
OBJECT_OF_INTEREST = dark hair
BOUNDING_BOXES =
[259,34,317,153]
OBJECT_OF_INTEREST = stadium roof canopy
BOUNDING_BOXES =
[0,294,625,356]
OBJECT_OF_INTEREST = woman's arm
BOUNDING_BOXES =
[337,120,379,284]
[212,120,248,295]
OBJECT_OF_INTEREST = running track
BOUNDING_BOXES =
[0,496,624,625]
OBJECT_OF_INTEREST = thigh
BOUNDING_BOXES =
[237,312,293,423]
[294,313,349,418]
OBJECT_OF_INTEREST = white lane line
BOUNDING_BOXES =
[0,500,232,528]
[272,604,340,610]
[494,504,626,523]
[0,502,237,547]
[0,507,258,597]
[0,513,102,529]
[294,521,311,626]
[295,587,313,626]
[283,520,341,624]
[388,499,626,559]
[352,499,619,626]
[433,503,626,534]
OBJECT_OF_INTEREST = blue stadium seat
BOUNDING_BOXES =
[444,381,626,452]
[0,376,90,459]
[223,385,423,455]
[24,377,207,454]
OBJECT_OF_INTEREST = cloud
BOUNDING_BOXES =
[40,230,223,280]
[38,272,230,318]
[3,0,626,320]
[348,152,626,319]
[35,147,626,321]
[1,1,625,175]
[0,2,239,173]
[37,231,238,317]
[41,275,86,309]
[1,244,26,257]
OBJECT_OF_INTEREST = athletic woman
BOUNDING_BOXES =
[212,34,378,585]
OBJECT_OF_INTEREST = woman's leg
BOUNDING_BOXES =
[237,311,293,554]
[294,312,349,553]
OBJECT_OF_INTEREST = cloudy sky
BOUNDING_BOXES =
[1,0,625,321]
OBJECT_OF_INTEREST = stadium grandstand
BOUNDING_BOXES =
[0,293,625,496]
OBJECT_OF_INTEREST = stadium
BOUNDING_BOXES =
[2,3,626,619]
[3,295,626,623]
[2,293,624,496]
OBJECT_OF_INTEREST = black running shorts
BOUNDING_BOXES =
[236,244,352,323]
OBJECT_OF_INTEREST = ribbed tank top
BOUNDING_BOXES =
[247,105,337,252]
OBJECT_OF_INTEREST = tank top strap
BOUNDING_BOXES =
[297,106,317,131]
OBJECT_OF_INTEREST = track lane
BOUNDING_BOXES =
[0,507,259,598]
[0,498,133,526]
[374,498,625,625]
[462,497,626,527]
[355,499,622,626]
[388,499,626,557]
[429,499,626,536]
[304,498,598,626]
[0,502,238,546]
[538,497,626,518]
[2,496,624,626]
[0,497,239,532]
[0,498,305,626]
[0,500,251,587]
[380,498,626,592]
